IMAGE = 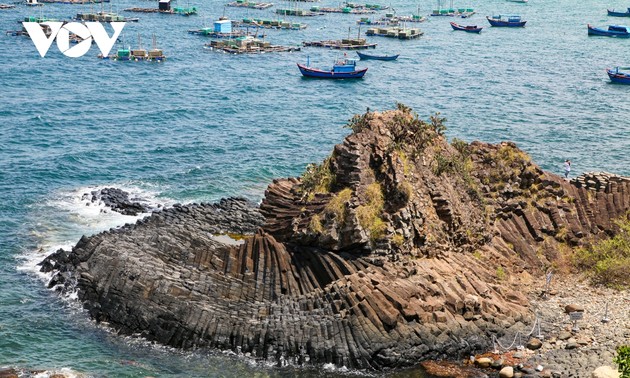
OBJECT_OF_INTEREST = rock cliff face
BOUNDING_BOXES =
[41,108,630,370]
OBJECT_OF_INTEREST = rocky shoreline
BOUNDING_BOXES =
[38,108,630,375]
[421,273,629,378]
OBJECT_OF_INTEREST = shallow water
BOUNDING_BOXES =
[0,0,628,375]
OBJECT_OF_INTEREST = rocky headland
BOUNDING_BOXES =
[39,107,630,375]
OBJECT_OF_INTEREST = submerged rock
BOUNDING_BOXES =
[88,187,151,216]
[41,108,630,370]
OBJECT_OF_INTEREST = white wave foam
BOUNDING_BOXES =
[33,367,87,378]
[17,184,174,284]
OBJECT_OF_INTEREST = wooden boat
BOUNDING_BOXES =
[356,51,398,60]
[607,8,630,17]
[450,21,482,33]
[587,24,630,37]
[606,67,630,84]
[486,15,526,27]
[297,57,367,79]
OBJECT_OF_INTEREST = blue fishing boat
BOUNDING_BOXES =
[607,8,630,17]
[587,24,630,37]
[486,15,526,27]
[450,21,482,33]
[606,66,630,84]
[297,57,367,78]
[356,51,399,60]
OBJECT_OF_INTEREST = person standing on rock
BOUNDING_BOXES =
[564,159,571,179]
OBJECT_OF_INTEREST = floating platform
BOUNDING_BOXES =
[275,8,323,16]
[204,37,300,54]
[357,16,396,25]
[75,12,138,22]
[100,49,166,61]
[302,38,377,49]
[235,18,307,29]
[39,0,110,3]
[124,7,197,15]
[344,2,389,11]
[226,0,273,9]
[366,26,423,39]
[188,28,263,38]
[430,8,475,17]
[310,5,375,14]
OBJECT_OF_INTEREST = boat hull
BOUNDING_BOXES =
[607,68,630,84]
[587,24,630,37]
[356,52,399,60]
[297,63,367,78]
[450,22,482,33]
[607,9,630,17]
[486,16,526,27]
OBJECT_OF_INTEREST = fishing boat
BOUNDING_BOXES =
[607,8,630,17]
[356,51,398,60]
[587,24,630,37]
[25,0,43,7]
[297,57,367,78]
[450,21,482,33]
[606,66,630,84]
[486,15,526,27]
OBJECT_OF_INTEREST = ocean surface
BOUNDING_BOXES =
[0,0,629,375]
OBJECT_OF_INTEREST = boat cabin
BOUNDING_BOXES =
[131,49,147,59]
[117,48,131,60]
[491,15,521,22]
[214,19,232,33]
[158,0,171,11]
[609,25,630,32]
[333,59,358,73]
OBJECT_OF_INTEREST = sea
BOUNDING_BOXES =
[0,0,629,375]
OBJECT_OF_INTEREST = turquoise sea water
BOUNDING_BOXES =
[1,0,629,376]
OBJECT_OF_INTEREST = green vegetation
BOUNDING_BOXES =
[300,155,335,201]
[614,345,630,377]
[432,138,483,202]
[356,183,386,241]
[496,266,507,281]
[397,149,412,177]
[324,188,353,224]
[397,181,414,203]
[574,215,630,289]
[392,232,405,247]
[389,107,448,158]
[309,214,324,234]
[345,108,373,134]
[473,251,483,260]
[555,226,569,242]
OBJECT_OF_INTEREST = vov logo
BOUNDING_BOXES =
[23,22,126,58]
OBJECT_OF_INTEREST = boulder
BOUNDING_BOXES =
[565,304,585,314]
[499,366,514,378]
[476,357,492,368]
[526,338,542,350]
[558,331,572,341]
[591,366,620,378]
